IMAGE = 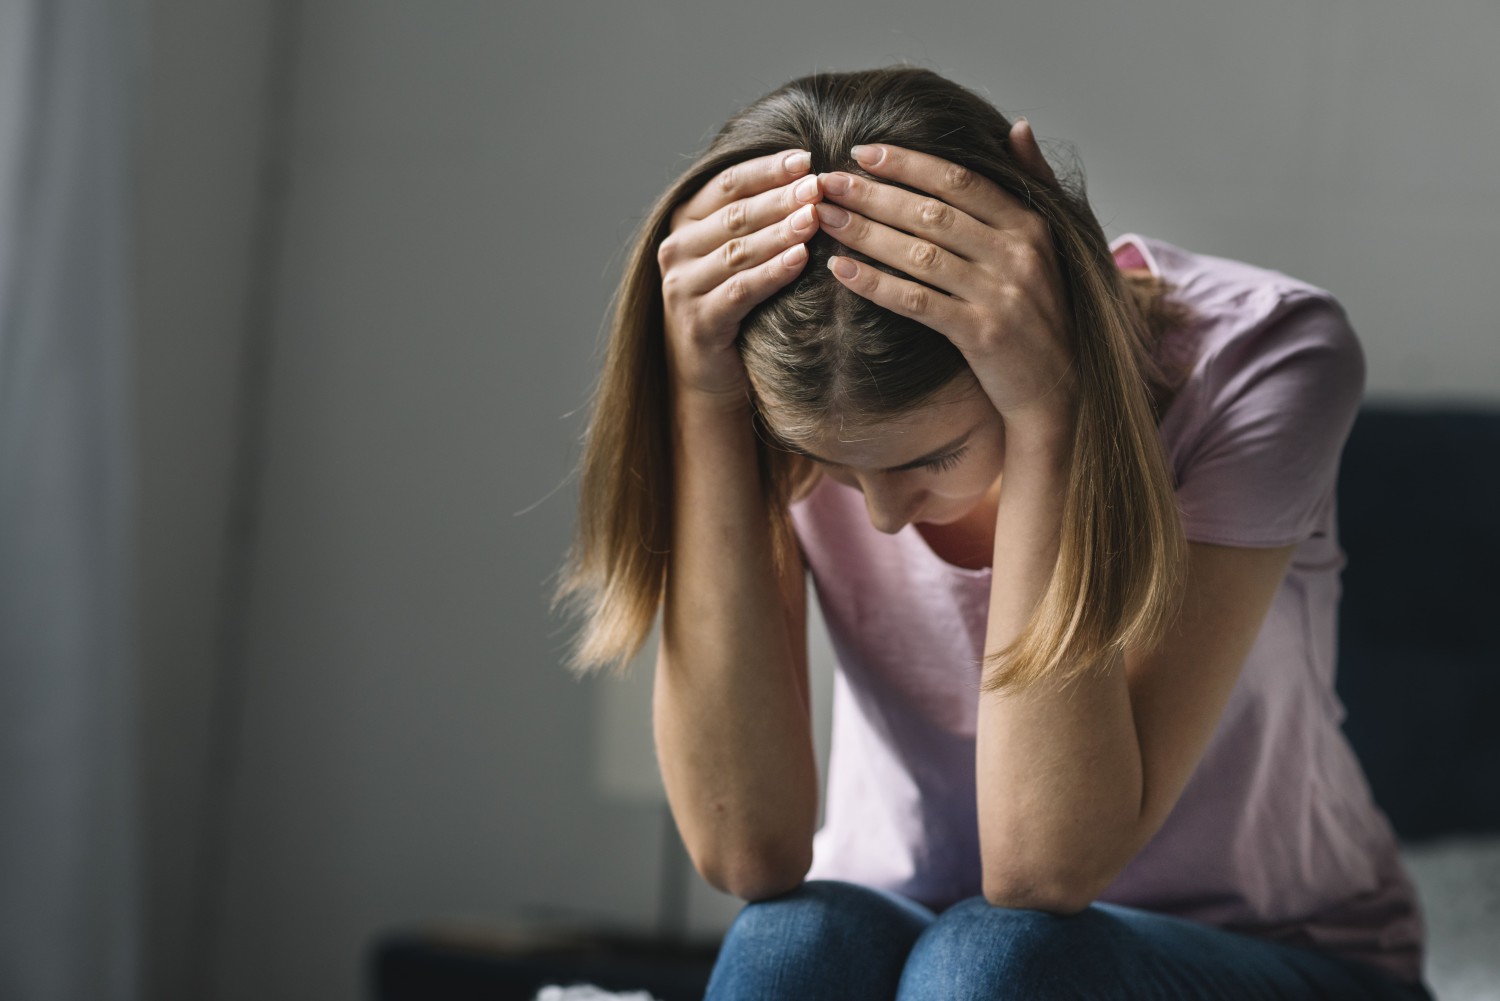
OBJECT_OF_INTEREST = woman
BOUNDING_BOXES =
[552,66,1434,999]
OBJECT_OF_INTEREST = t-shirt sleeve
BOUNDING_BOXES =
[1175,295,1367,548]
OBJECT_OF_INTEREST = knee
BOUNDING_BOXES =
[719,879,922,958]
[899,897,1119,999]
[706,881,932,1000]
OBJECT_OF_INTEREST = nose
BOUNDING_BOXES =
[860,478,923,534]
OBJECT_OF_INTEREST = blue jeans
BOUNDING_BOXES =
[703,880,1437,1000]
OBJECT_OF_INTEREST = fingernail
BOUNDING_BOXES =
[817,203,849,229]
[821,172,851,196]
[850,145,883,166]
[782,244,807,267]
[790,204,816,231]
[793,175,819,202]
[828,256,858,279]
[784,150,812,173]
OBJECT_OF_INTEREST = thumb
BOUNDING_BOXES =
[1010,117,1060,189]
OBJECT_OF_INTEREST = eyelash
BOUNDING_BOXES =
[808,443,969,474]
[921,445,969,473]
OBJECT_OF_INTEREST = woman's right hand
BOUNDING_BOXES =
[659,148,824,410]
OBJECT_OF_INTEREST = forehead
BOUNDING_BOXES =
[817,375,987,435]
[793,384,992,466]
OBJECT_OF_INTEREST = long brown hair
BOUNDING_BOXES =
[552,66,1201,694]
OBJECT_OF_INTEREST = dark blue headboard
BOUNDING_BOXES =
[1334,403,1500,842]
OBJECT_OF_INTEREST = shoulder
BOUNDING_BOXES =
[1122,236,1367,548]
[1120,234,1364,412]
[1119,233,1367,428]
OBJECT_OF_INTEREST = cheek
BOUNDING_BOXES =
[822,467,857,490]
[931,472,987,497]
[939,464,1003,502]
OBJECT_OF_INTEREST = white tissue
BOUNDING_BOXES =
[533,985,662,1001]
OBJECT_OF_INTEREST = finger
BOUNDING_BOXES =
[701,236,813,328]
[838,143,1035,233]
[1009,118,1060,189]
[815,201,984,304]
[667,196,820,298]
[674,149,813,227]
[823,252,972,340]
[816,168,995,268]
[668,171,821,263]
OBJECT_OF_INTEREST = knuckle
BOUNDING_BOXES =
[656,236,678,267]
[1002,240,1038,271]
[1006,239,1041,276]
[716,166,738,196]
[900,282,931,316]
[996,281,1027,311]
[720,237,750,269]
[908,239,940,271]
[724,199,749,236]
[917,197,954,230]
[1020,212,1050,243]
[723,274,753,307]
[943,161,981,194]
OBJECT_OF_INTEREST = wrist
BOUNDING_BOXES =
[671,379,754,422]
[1003,392,1078,458]
[669,390,758,465]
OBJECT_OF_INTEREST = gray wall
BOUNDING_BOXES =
[133,1,277,999]
[133,2,1500,1000]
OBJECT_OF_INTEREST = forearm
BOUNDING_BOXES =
[976,412,1144,911]
[653,391,818,900]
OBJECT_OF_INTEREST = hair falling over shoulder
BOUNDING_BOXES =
[550,65,1200,694]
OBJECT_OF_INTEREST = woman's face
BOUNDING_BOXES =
[792,377,1006,535]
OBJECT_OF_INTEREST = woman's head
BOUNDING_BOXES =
[782,369,1005,536]
[721,69,1053,450]
[554,65,1198,691]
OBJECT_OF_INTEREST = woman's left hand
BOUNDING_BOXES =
[816,123,1078,433]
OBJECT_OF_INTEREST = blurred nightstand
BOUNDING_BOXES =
[368,919,718,1001]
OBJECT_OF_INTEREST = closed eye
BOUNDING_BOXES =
[793,432,975,474]
[921,444,969,473]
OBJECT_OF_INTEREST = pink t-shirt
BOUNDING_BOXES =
[787,233,1427,986]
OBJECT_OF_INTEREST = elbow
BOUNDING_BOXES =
[981,866,1093,916]
[698,839,813,903]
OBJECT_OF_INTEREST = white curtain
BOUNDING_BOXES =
[0,0,143,998]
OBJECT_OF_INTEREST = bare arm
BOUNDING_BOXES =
[973,414,1143,908]
[649,146,825,901]
[653,390,817,901]
[975,413,1297,913]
